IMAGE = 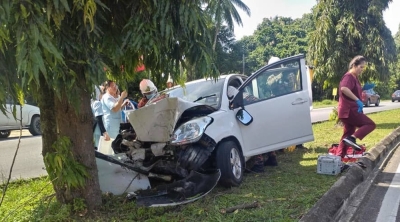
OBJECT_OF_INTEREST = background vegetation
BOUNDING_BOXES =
[0,0,399,217]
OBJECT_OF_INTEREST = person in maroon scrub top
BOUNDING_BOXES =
[337,55,376,158]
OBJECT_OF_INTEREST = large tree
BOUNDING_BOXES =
[388,24,400,91]
[308,0,397,87]
[206,0,250,51]
[228,16,313,75]
[0,0,219,211]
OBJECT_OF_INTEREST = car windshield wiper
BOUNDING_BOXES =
[193,94,216,103]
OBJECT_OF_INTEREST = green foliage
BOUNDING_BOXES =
[72,198,86,213]
[206,0,250,50]
[44,136,89,192]
[3,109,400,221]
[321,99,334,105]
[218,15,315,75]
[0,0,225,110]
[328,107,341,125]
[309,0,397,87]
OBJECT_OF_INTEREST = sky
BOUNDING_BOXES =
[234,0,400,40]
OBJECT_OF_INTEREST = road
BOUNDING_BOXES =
[1,101,400,183]
[352,144,400,222]
[310,101,400,123]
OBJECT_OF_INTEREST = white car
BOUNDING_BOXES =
[0,102,41,138]
[96,54,314,206]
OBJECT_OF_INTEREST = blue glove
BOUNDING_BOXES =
[356,99,363,113]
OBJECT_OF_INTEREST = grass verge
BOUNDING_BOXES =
[312,99,337,109]
[1,109,400,222]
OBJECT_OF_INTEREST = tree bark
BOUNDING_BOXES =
[37,73,102,210]
[36,74,62,201]
[54,85,102,210]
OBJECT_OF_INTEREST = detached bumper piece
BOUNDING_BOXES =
[134,169,221,207]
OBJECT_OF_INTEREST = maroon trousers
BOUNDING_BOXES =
[338,111,376,157]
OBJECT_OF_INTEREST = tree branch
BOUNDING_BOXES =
[0,106,23,208]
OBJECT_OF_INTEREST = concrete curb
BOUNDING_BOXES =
[300,126,400,222]
[10,129,31,137]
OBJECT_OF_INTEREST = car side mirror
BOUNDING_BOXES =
[230,90,244,110]
[236,109,253,125]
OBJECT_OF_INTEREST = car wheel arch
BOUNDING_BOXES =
[213,136,245,164]
[216,136,243,150]
[29,114,41,136]
[213,136,246,187]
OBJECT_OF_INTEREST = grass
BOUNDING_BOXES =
[1,109,400,221]
[312,99,393,109]
[313,99,337,109]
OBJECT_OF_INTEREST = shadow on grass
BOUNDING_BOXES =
[8,147,339,222]
[375,122,400,130]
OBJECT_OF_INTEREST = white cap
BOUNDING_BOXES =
[167,74,173,84]
[268,56,280,65]
[139,79,157,94]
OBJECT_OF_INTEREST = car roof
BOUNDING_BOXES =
[168,74,246,87]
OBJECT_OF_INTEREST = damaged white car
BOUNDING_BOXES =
[95,54,314,207]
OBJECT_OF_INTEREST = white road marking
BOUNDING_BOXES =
[376,161,400,222]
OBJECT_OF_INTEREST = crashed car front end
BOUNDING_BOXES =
[96,97,222,206]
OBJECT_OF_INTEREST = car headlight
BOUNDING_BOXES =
[171,116,213,145]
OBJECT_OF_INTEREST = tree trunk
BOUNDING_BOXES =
[37,73,102,210]
[36,74,62,201]
[213,24,220,51]
[53,86,102,210]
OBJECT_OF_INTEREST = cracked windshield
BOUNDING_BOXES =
[164,78,225,108]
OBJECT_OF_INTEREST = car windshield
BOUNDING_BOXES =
[162,78,226,109]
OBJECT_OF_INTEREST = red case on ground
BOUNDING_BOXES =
[328,143,366,162]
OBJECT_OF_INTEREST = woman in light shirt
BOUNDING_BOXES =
[101,80,129,139]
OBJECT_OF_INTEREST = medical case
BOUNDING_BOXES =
[317,154,342,175]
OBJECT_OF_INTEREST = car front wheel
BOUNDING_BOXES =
[366,99,370,107]
[29,116,41,136]
[0,130,11,138]
[375,98,380,106]
[216,141,244,187]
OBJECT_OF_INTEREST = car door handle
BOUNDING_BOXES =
[292,98,307,105]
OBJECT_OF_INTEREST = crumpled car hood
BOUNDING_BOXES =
[127,97,215,142]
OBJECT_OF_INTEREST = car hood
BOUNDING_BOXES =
[127,97,216,142]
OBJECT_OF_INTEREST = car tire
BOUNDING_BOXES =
[178,144,211,171]
[216,141,244,187]
[29,116,41,136]
[375,99,380,106]
[366,99,370,107]
[0,130,11,138]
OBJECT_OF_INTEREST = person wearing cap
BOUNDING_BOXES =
[166,74,174,89]
[138,79,167,108]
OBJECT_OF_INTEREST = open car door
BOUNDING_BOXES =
[232,54,314,157]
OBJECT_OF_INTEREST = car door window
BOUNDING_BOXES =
[242,60,302,105]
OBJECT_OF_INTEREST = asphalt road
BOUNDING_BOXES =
[1,101,400,183]
[310,101,400,123]
[352,144,400,222]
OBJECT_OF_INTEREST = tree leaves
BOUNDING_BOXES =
[309,0,396,87]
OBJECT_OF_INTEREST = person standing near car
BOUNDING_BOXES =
[91,85,110,149]
[101,80,129,139]
[337,55,376,157]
